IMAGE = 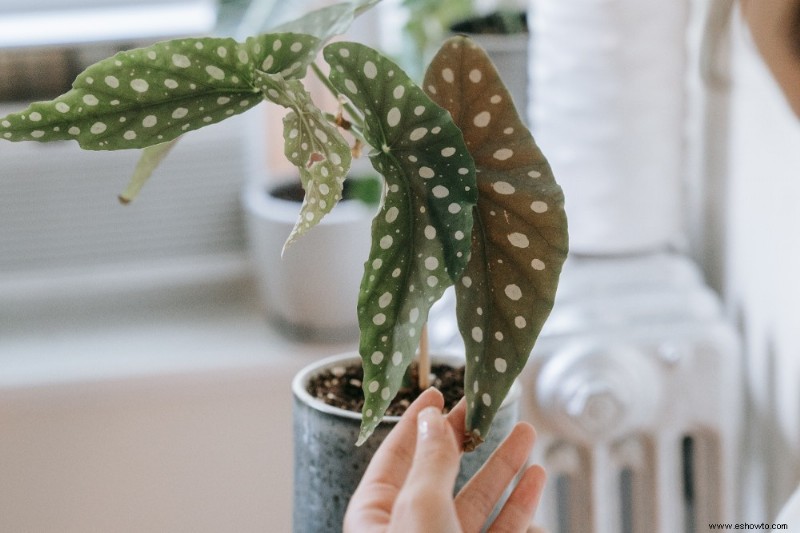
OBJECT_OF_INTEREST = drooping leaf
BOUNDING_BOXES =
[0,32,320,150]
[423,36,568,450]
[254,71,352,248]
[324,41,477,444]
[273,0,382,43]
[118,139,180,203]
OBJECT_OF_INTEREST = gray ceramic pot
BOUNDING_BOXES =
[292,352,521,533]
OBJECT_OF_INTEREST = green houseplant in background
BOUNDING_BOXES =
[0,0,567,525]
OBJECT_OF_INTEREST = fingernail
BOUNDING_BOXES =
[418,406,443,439]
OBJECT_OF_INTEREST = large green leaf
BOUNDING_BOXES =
[254,71,352,248]
[423,36,568,450]
[273,0,382,42]
[0,33,319,151]
[324,41,477,444]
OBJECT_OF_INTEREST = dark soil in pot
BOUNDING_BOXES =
[268,175,382,204]
[450,11,527,35]
[307,361,465,416]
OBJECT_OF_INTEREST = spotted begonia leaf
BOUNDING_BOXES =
[0,32,319,150]
[423,36,568,450]
[255,71,352,248]
[324,41,477,444]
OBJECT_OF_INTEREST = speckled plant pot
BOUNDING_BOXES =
[292,352,522,533]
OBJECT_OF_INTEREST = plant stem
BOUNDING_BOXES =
[418,323,430,390]
[309,62,364,129]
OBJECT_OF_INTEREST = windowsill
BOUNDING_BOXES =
[0,254,357,392]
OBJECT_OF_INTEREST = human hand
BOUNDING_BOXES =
[343,387,546,533]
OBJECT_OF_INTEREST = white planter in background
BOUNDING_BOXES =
[242,179,376,341]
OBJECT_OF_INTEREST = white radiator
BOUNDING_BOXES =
[522,254,741,532]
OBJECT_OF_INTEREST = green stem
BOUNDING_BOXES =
[310,62,364,129]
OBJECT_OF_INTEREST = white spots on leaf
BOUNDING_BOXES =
[427,276,439,287]
[495,331,504,341]
[378,292,392,308]
[482,393,492,407]
[432,185,449,198]
[343,79,358,94]
[55,102,70,113]
[442,67,454,83]
[381,387,391,401]
[448,203,461,214]
[373,313,386,325]
[531,201,549,213]
[164,79,179,89]
[371,351,384,365]
[393,85,405,99]
[172,54,191,68]
[492,181,515,195]
[368,381,379,393]
[532,259,546,270]
[385,206,399,223]
[515,316,527,329]
[217,96,231,105]
[291,41,303,52]
[31,130,44,138]
[238,50,249,63]
[529,170,542,178]
[424,225,436,240]
[387,107,401,127]
[458,167,469,175]
[414,105,425,116]
[273,39,283,51]
[455,230,465,240]
[172,107,189,119]
[380,235,393,249]
[392,351,403,366]
[339,47,350,58]
[363,60,378,79]
[495,358,508,373]
[217,46,228,58]
[469,69,483,83]
[261,56,274,71]
[491,95,502,104]
[427,84,437,94]
[90,122,107,134]
[123,130,137,140]
[504,127,514,135]
[505,284,523,301]
[372,258,382,269]
[494,148,514,161]
[409,127,427,141]
[419,166,434,179]
[508,232,529,248]
[473,111,491,128]
[314,128,328,143]
[462,276,473,288]
[83,94,99,106]
[147,51,157,60]
[142,115,157,128]
[424,257,439,270]
[105,76,119,88]
[29,112,42,122]
[472,327,483,343]
[68,126,80,135]
[131,79,150,93]
[441,147,456,157]
[409,308,419,322]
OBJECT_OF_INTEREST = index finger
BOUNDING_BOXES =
[353,387,445,494]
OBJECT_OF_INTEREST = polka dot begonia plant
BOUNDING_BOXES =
[423,36,569,450]
[0,1,567,450]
